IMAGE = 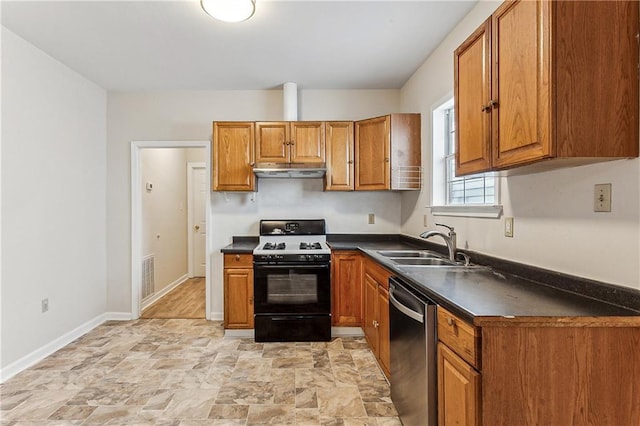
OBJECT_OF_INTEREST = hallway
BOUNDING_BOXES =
[141,278,205,319]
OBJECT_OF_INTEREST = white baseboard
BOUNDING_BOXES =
[332,327,365,337]
[210,311,223,321]
[104,312,133,321]
[224,329,255,338]
[0,313,106,383]
[141,274,189,311]
[222,327,364,339]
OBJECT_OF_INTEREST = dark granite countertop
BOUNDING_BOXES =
[223,233,640,324]
[327,234,640,324]
[221,236,258,253]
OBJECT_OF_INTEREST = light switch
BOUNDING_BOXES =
[368,213,375,224]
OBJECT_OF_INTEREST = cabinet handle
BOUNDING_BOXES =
[447,317,454,326]
[249,297,253,305]
[489,100,499,109]
[235,254,240,261]
[384,158,390,163]
[290,142,295,146]
[249,162,255,166]
[347,160,354,164]
[481,104,491,113]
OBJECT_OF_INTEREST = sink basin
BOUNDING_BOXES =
[390,257,456,266]
[377,250,444,259]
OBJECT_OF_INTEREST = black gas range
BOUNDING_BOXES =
[252,219,331,342]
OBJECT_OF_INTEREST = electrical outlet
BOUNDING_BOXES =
[42,298,49,313]
[504,217,514,238]
[368,213,375,224]
[423,214,428,227]
[594,183,612,212]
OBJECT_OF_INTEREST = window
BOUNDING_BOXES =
[443,108,495,205]
[431,97,501,218]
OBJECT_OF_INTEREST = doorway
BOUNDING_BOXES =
[131,141,210,320]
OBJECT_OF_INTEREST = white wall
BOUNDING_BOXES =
[141,148,189,295]
[107,90,401,317]
[1,28,107,369]
[399,1,640,290]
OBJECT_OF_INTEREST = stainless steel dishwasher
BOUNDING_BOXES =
[389,276,437,426]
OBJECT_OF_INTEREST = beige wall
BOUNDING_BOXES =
[107,89,401,317]
[399,1,640,290]
[1,28,107,370]
[141,148,189,296]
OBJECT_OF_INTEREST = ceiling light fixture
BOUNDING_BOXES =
[201,0,256,23]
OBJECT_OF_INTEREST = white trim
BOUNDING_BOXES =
[131,140,211,320]
[141,274,189,311]
[332,327,365,337]
[429,204,503,218]
[187,162,206,278]
[210,311,224,321]
[224,329,255,338]
[0,312,130,383]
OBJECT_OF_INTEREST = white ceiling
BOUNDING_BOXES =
[1,1,477,91]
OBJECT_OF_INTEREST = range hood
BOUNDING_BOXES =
[253,163,327,179]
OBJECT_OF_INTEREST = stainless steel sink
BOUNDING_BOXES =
[391,257,456,266]
[377,250,444,259]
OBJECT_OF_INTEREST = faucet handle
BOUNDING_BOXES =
[436,223,455,233]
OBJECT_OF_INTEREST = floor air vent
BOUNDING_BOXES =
[141,255,155,299]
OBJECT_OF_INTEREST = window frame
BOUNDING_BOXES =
[429,95,502,219]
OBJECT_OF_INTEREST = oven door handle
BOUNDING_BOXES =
[253,264,330,270]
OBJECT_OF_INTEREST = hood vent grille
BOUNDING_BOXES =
[253,163,326,179]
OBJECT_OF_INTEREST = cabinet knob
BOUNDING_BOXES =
[489,100,499,109]
[384,158,390,163]
[481,105,491,113]
[290,142,295,146]
[235,254,240,261]
[347,160,354,164]
[447,317,454,326]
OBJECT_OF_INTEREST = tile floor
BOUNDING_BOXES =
[0,319,401,425]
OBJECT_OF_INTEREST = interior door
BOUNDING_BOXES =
[190,164,206,277]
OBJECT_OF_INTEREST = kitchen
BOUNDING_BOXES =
[2,0,640,424]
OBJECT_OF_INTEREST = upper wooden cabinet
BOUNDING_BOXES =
[454,0,639,175]
[212,122,256,192]
[325,121,355,191]
[355,114,421,190]
[255,121,325,164]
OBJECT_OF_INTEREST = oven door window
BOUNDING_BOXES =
[254,264,330,314]
[267,272,318,304]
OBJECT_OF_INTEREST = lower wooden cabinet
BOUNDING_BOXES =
[438,342,481,426]
[223,254,254,329]
[331,251,363,326]
[363,258,392,379]
[437,306,481,426]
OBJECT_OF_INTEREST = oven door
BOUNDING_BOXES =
[253,263,330,315]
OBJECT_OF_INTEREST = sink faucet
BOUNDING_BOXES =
[419,223,457,262]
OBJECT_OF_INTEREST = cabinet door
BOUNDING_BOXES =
[213,122,255,191]
[355,116,390,190]
[491,0,551,168]
[363,274,379,354]
[325,121,354,191]
[454,20,492,176]
[290,121,325,163]
[331,251,363,326]
[438,343,481,426]
[377,285,390,379]
[224,268,254,329]
[256,122,290,163]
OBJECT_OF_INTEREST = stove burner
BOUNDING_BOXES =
[263,242,286,250]
[300,242,322,250]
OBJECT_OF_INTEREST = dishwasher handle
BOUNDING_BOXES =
[389,285,424,323]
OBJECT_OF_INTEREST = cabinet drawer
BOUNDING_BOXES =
[438,307,480,369]
[224,253,253,268]
[364,258,392,289]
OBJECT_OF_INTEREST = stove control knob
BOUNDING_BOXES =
[306,255,313,261]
